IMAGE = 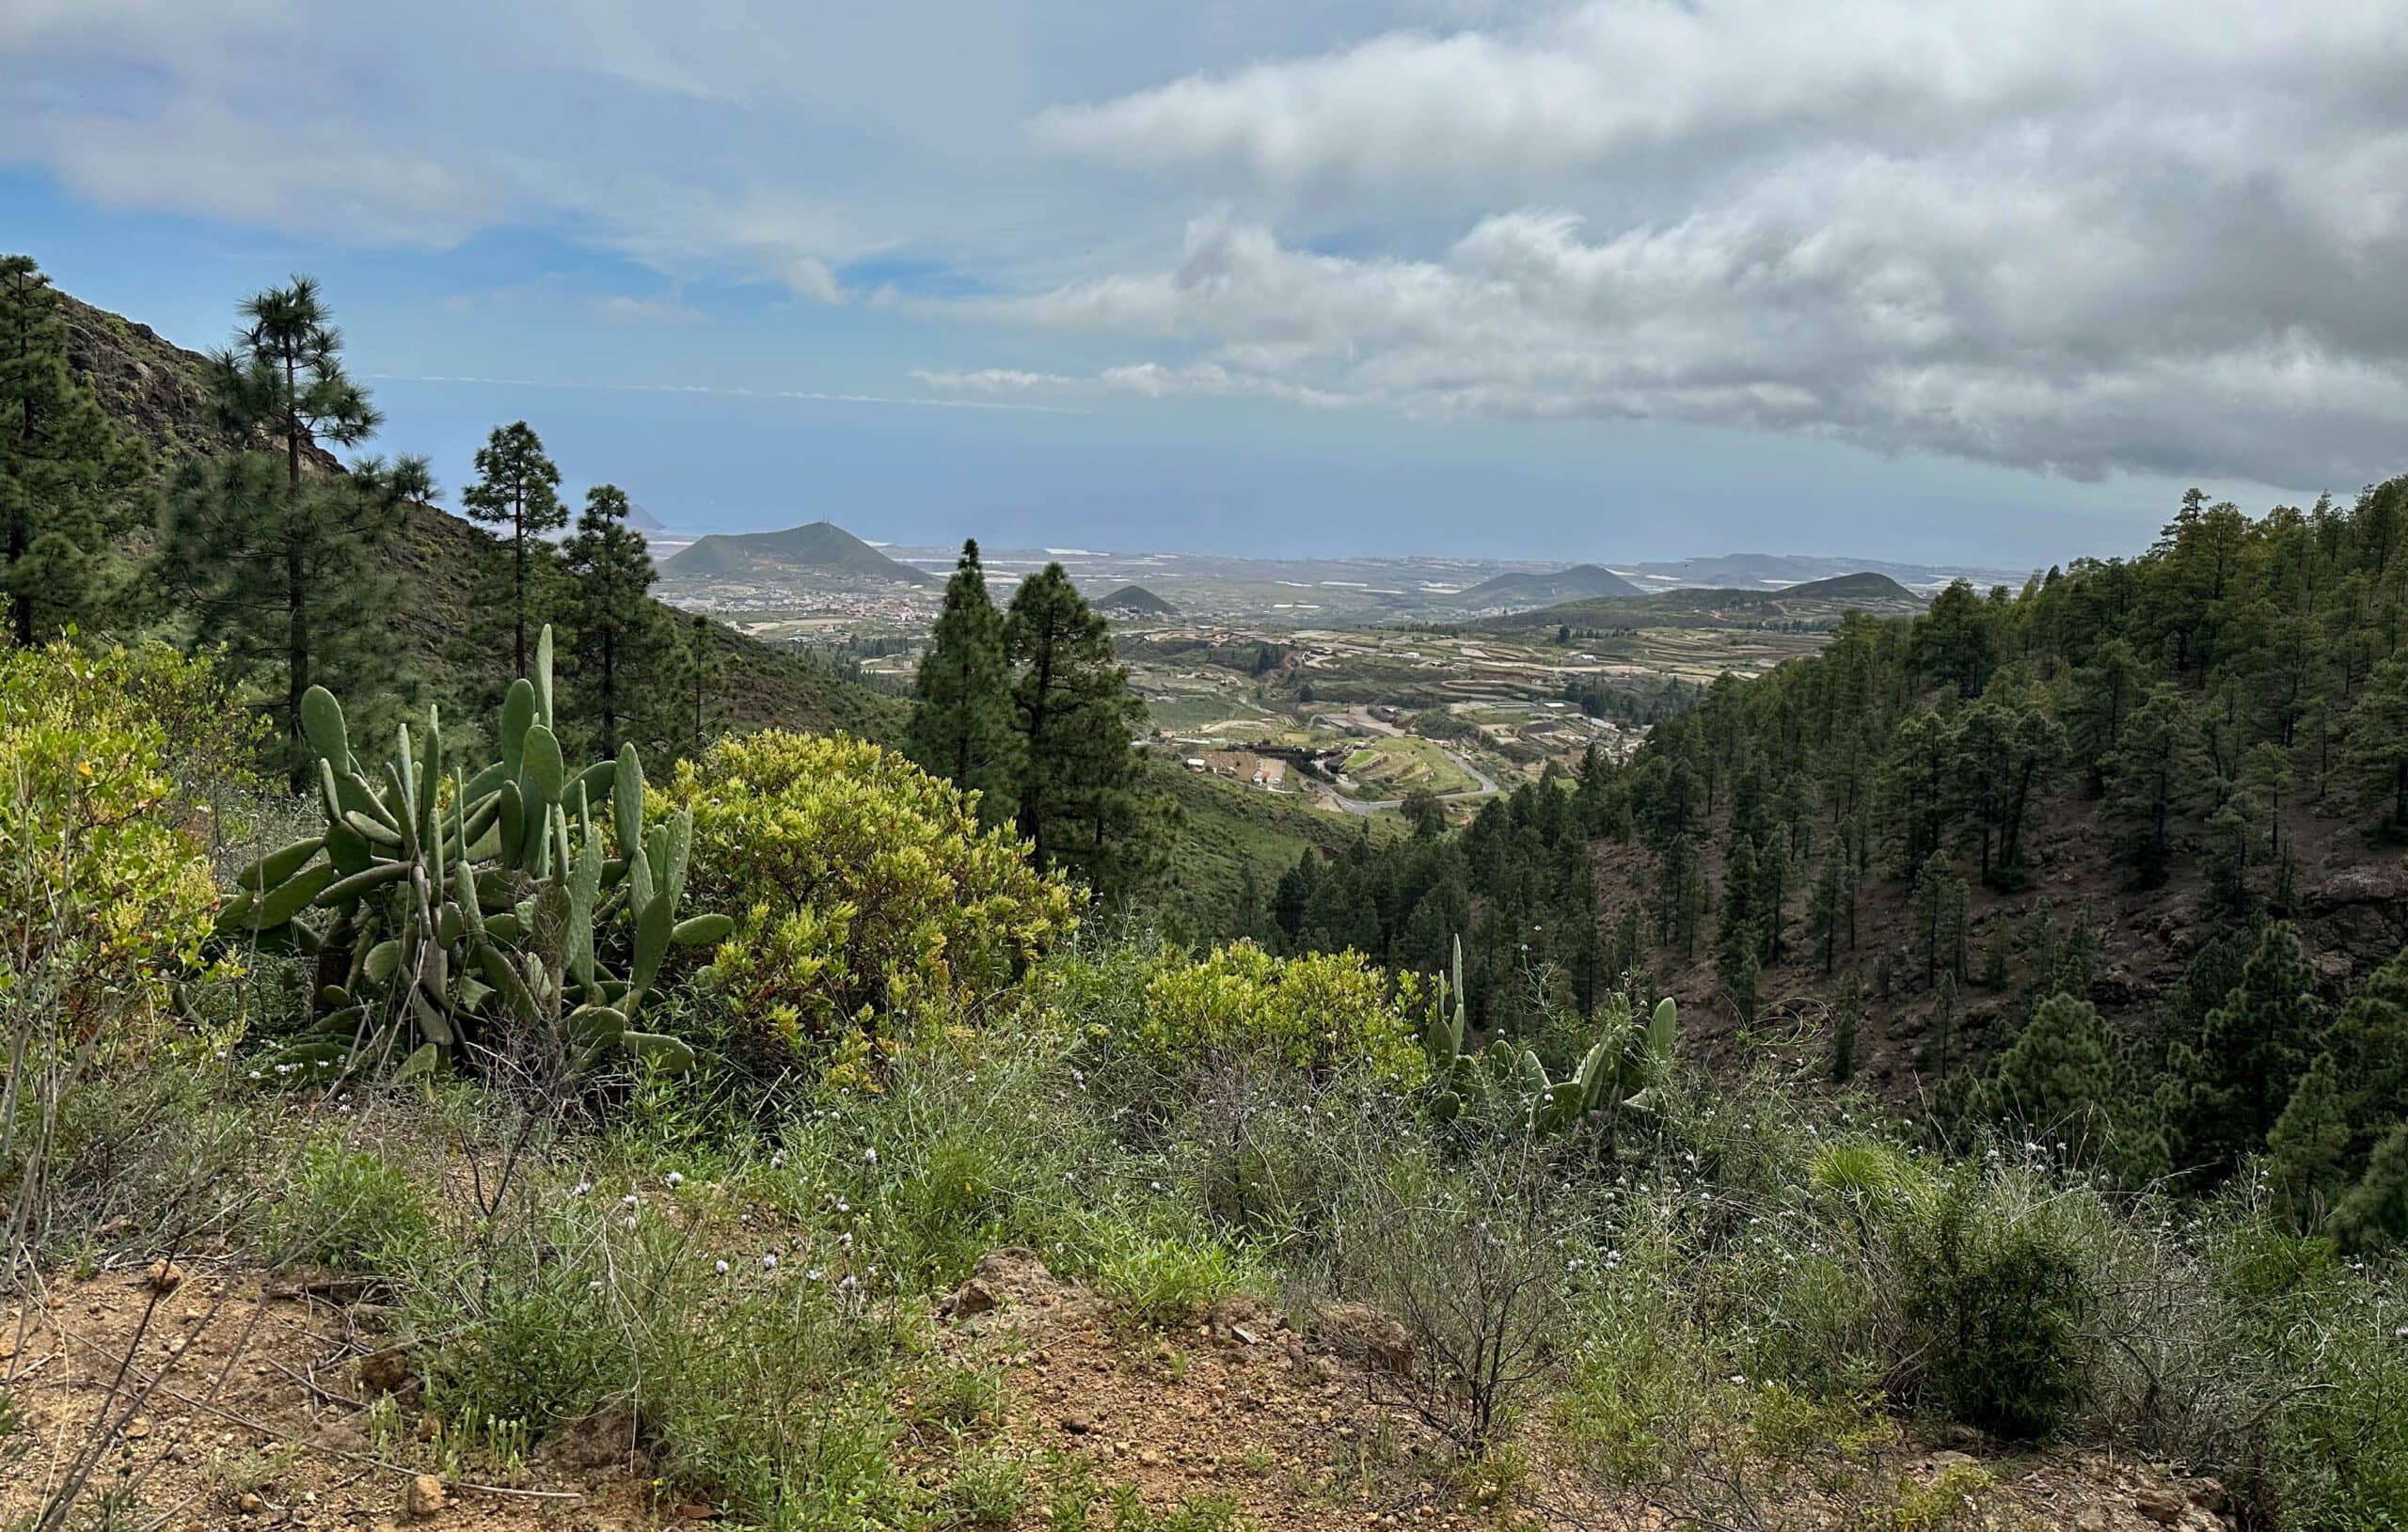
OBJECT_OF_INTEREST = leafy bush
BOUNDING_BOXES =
[666,731,1075,1076]
[1053,940,1426,1086]
[0,641,235,1036]
[268,1135,430,1271]
[1894,1172,2098,1437]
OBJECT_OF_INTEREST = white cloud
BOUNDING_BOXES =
[995,0,2408,487]
[11,0,2408,490]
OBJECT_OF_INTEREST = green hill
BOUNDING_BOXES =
[1097,583,1179,617]
[1778,570,1919,601]
[57,289,902,745]
[663,520,936,587]
[1471,576,1925,635]
[1453,562,1643,608]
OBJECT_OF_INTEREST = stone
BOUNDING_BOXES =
[146,1260,186,1293]
[2134,1486,2187,1524]
[357,1345,414,1398]
[405,1474,448,1519]
[942,1278,997,1321]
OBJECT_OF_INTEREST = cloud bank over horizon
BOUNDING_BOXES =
[986,1,2408,490]
[7,0,2406,545]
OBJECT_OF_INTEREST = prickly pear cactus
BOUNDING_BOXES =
[220,626,730,1083]
[1419,932,1679,1141]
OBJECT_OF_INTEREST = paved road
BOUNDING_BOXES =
[1319,748,1499,816]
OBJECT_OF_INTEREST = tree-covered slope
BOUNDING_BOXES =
[1275,482,2408,1183]
[56,289,901,744]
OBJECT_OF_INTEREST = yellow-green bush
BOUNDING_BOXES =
[663,731,1075,1072]
[1059,940,1426,1083]
[0,641,235,1036]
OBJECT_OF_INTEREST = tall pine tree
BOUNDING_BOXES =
[161,277,428,781]
[1004,562,1169,901]
[0,255,148,645]
[906,539,1020,826]
[460,420,565,678]
[561,483,657,750]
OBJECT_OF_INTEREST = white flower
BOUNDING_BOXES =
[806,1268,824,1282]
[665,1171,686,1189]
[863,1147,878,1164]
[770,1152,785,1169]
[588,1280,604,1293]
[714,1259,730,1274]
[621,1193,640,1208]
[573,1181,593,1196]
[762,1253,779,1271]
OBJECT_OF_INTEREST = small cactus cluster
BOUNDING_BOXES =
[218,626,730,1082]
[1422,936,1678,1138]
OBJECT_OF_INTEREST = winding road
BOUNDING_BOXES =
[1317,748,1500,816]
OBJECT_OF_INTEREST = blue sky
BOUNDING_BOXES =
[9,2,2403,565]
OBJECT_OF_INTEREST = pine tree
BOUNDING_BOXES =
[2174,922,2322,1175]
[2333,1124,2408,1254]
[907,539,1020,826]
[0,255,148,645]
[2265,1054,2353,1234]
[1830,995,1858,1083]
[459,420,565,678]
[161,277,427,781]
[1984,992,2119,1146]
[1005,562,1169,900]
[560,483,657,751]
[2341,657,2408,836]
[2103,686,2208,885]
[671,612,730,756]
[1809,841,1849,974]
[2321,946,2408,1166]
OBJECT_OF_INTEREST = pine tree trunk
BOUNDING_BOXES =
[513,490,527,679]
[601,625,617,748]
[283,368,309,782]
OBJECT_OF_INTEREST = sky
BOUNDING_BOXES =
[7,0,2406,567]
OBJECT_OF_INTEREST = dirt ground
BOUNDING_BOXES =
[4,1253,2235,1532]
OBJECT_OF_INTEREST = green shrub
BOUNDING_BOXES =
[1895,1173,2097,1437]
[1092,1224,1262,1327]
[1052,940,1425,1086]
[1,641,237,1037]
[268,1136,429,1271]
[780,1029,1108,1291]
[666,731,1076,1080]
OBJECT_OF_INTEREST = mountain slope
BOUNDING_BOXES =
[1470,578,1925,634]
[1097,583,1179,617]
[1778,571,1918,601]
[1453,562,1643,608]
[56,289,901,745]
[663,520,936,587]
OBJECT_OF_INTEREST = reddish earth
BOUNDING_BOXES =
[4,1253,2234,1532]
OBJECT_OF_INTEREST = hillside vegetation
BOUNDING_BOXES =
[3,257,2402,1532]
[663,519,938,588]
[56,289,900,746]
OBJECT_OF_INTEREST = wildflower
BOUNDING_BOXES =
[806,1268,824,1282]
[863,1146,878,1165]
[665,1171,686,1189]
[763,1253,779,1271]
[621,1193,640,1208]
[714,1259,730,1275]
[770,1152,785,1169]
[588,1280,604,1293]
[574,1180,593,1195]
